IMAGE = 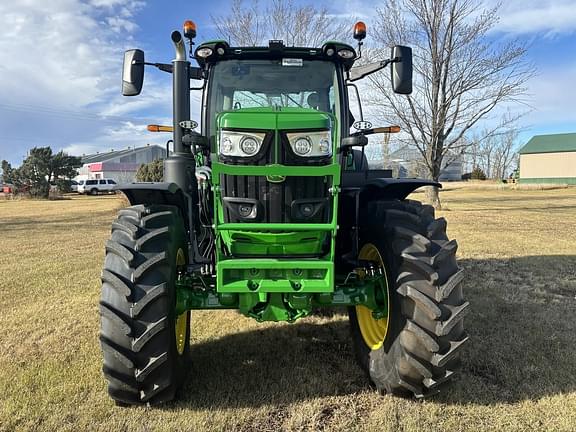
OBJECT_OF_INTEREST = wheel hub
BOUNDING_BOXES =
[355,243,389,350]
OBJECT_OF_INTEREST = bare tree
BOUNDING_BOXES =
[212,0,351,47]
[468,127,519,180]
[492,128,519,179]
[464,111,522,179]
[368,0,534,208]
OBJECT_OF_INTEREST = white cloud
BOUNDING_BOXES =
[0,0,163,164]
[491,0,576,35]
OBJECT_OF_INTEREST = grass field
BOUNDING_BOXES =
[1,188,576,431]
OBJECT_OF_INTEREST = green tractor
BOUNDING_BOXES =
[100,20,468,405]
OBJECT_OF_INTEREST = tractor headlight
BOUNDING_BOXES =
[287,130,332,157]
[293,137,312,155]
[239,136,259,155]
[219,130,265,157]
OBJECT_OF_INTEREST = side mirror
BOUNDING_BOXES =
[341,135,368,151]
[391,45,412,95]
[122,49,144,96]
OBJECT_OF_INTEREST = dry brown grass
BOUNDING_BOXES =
[1,189,575,431]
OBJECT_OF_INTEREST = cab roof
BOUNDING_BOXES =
[194,40,357,71]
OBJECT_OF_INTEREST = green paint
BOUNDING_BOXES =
[519,133,576,154]
[175,270,388,322]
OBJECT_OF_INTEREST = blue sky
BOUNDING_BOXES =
[0,0,575,165]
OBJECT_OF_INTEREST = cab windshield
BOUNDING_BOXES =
[207,59,341,133]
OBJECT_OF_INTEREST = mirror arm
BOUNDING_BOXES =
[351,125,401,137]
[348,58,396,82]
[133,61,174,73]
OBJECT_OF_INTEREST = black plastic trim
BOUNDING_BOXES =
[359,178,441,201]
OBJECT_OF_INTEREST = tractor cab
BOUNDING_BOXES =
[195,40,356,142]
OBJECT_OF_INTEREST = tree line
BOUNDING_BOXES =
[1,147,81,198]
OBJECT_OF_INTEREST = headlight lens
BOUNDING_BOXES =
[196,47,213,58]
[293,137,312,155]
[219,130,265,157]
[287,130,332,157]
[337,49,355,59]
[240,136,259,155]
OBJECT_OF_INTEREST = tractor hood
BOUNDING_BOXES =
[217,107,333,131]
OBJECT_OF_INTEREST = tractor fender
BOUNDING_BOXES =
[359,178,441,202]
[115,182,190,217]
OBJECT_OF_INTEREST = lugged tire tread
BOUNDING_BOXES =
[404,320,440,353]
[403,352,433,379]
[111,219,139,237]
[431,335,469,367]
[141,211,175,228]
[102,365,139,393]
[350,199,467,398]
[105,240,134,265]
[392,226,431,252]
[136,352,169,382]
[130,283,167,317]
[100,204,189,406]
[424,369,455,390]
[397,284,442,320]
[100,302,132,336]
[140,377,172,403]
[132,317,168,352]
[101,269,131,297]
[435,302,470,336]
[435,268,465,301]
[400,253,439,284]
[100,336,135,369]
[133,252,166,282]
[136,227,170,251]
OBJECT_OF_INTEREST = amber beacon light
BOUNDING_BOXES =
[183,20,197,39]
[353,21,367,41]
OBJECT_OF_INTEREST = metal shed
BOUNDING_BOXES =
[519,133,576,184]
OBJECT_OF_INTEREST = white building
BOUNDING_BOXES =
[76,145,166,183]
[370,145,463,181]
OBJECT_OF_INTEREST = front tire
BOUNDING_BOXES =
[349,199,468,397]
[99,204,190,405]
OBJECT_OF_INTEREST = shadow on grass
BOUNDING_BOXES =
[172,319,367,410]
[164,255,576,410]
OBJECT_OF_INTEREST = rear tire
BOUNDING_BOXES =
[349,199,468,397]
[99,204,190,405]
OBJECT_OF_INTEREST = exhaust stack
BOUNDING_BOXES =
[171,31,186,61]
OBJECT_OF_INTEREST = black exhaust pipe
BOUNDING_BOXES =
[164,31,195,194]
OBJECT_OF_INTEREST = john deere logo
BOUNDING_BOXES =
[266,175,286,183]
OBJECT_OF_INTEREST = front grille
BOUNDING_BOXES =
[220,130,332,224]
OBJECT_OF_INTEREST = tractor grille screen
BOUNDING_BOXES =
[221,174,331,224]
[219,129,333,224]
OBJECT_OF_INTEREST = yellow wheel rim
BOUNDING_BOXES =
[174,248,187,355]
[356,243,389,350]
